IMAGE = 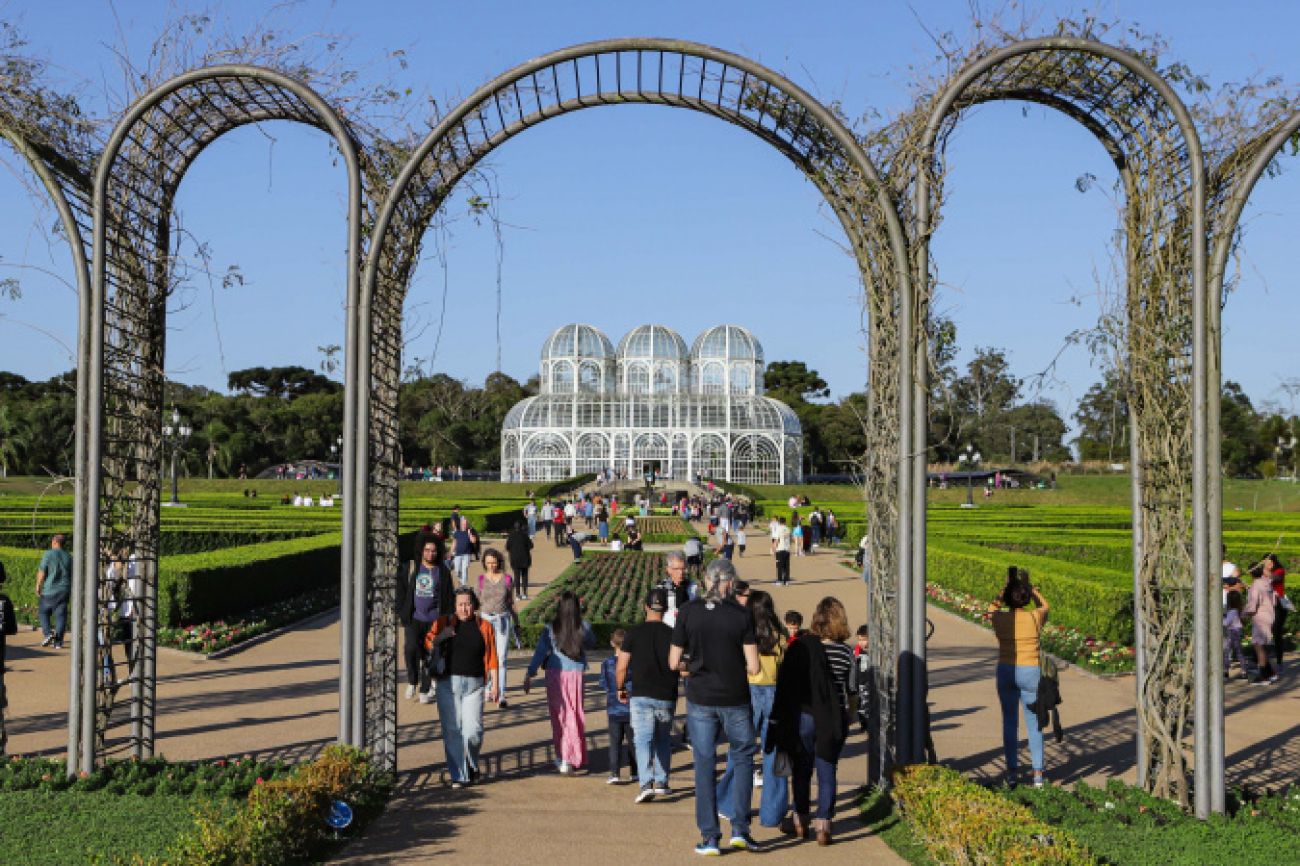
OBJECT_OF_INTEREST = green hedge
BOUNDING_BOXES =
[928,538,1133,643]
[893,764,1096,865]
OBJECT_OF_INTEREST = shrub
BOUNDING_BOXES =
[157,744,390,866]
[892,764,1097,865]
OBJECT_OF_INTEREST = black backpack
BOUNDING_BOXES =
[0,594,17,636]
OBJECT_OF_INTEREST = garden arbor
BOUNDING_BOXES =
[62,31,1300,815]
[357,38,914,774]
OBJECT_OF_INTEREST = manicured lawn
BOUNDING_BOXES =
[0,790,229,865]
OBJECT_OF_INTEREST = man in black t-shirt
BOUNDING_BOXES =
[616,587,678,804]
[669,559,761,855]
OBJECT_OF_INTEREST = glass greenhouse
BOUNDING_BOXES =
[502,324,803,483]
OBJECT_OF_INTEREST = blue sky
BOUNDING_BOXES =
[1,0,1299,431]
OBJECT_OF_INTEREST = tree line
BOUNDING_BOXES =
[0,357,1294,479]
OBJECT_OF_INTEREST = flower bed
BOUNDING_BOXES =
[157,586,338,654]
[0,755,292,796]
[925,582,1136,674]
[520,552,665,641]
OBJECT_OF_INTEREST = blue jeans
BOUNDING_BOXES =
[630,697,675,786]
[527,515,537,537]
[453,554,470,585]
[996,663,1044,773]
[484,613,512,694]
[716,684,788,825]
[39,593,69,641]
[436,675,486,782]
[791,711,846,821]
[687,702,755,842]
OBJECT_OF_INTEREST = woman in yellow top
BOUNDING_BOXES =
[988,567,1049,788]
[716,589,790,828]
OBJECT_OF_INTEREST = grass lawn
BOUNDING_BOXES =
[0,790,229,864]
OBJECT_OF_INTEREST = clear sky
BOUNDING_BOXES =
[1,0,1299,434]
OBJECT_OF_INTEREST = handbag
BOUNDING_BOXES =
[1281,595,1296,613]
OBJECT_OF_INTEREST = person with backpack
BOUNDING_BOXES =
[477,548,521,709]
[424,587,500,788]
[397,533,456,703]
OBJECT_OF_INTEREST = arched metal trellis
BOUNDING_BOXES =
[77,66,365,774]
[911,37,1216,812]
[0,121,96,767]
[361,38,913,774]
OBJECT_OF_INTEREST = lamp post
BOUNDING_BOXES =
[957,443,981,509]
[332,435,344,496]
[1278,435,1297,482]
[162,407,192,507]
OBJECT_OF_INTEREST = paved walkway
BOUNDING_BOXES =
[4,529,1297,863]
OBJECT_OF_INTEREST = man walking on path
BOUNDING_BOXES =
[771,517,792,586]
[35,534,72,648]
[669,558,762,855]
[618,587,679,804]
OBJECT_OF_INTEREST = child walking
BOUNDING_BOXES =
[1224,587,1248,680]
[600,629,638,784]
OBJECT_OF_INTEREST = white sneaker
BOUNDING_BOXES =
[557,761,574,775]
[418,691,434,704]
[753,770,763,788]
[405,684,417,700]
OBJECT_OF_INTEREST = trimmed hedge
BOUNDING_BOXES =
[927,538,1133,643]
[893,764,1096,865]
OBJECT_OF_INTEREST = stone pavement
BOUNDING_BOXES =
[3,526,1297,863]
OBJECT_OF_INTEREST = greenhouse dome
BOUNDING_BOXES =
[502,323,802,483]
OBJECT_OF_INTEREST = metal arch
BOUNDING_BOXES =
[82,64,365,774]
[0,127,95,773]
[913,36,1214,810]
[361,37,911,773]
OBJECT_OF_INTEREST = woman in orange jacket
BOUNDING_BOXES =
[425,586,500,787]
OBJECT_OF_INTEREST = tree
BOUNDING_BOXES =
[1074,368,1128,461]
[227,365,342,398]
[763,361,830,403]
[1002,400,1071,463]
[1221,381,1266,478]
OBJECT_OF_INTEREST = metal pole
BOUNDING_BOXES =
[170,443,178,505]
[1129,416,1148,788]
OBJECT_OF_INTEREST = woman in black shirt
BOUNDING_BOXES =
[424,587,500,788]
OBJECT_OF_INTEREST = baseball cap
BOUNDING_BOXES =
[645,587,669,613]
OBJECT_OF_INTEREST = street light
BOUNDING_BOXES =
[162,407,192,507]
[957,443,982,509]
[332,435,344,496]
[1278,435,1297,482]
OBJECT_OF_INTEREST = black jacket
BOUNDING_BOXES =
[505,528,533,569]
[396,559,454,627]
[767,633,844,762]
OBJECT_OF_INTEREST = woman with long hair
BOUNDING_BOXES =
[1262,553,1289,673]
[768,595,853,845]
[505,521,533,600]
[525,590,596,773]
[988,566,1049,787]
[477,548,521,709]
[1245,559,1279,684]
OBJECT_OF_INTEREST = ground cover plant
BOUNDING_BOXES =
[610,514,700,543]
[519,552,666,644]
[1005,778,1300,866]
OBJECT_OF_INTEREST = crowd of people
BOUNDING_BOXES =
[395,514,875,853]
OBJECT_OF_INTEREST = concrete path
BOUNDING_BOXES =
[4,526,1297,863]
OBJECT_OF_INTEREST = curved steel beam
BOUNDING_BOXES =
[85,64,364,772]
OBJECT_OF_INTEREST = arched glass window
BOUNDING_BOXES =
[522,433,572,481]
[731,434,781,484]
[578,362,602,393]
[692,433,727,481]
[653,364,678,394]
[625,363,650,395]
[552,361,575,394]
[730,364,753,395]
[699,362,725,395]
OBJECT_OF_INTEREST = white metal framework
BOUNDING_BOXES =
[503,323,802,483]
